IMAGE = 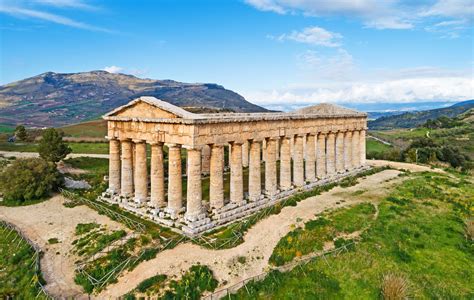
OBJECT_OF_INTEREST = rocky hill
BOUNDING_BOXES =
[0,71,267,127]
[369,100,474,130]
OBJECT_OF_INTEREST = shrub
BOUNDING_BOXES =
[0,158,63,204]
[381,273,410,300]
[136,274,167,293]
[38,128,71,162]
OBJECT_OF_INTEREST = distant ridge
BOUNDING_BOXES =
[0,71,267,127]
[368,100,474,130]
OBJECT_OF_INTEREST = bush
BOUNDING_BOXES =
[0,158,63,204]
[38,128,71,162]
[381,273,410,300]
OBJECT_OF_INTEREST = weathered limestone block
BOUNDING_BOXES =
[167,144,183,213]
[305,134,316,182]
[201,144,211,175]
[120,139,134,197]
[280,137,292,190]
[352,130,360,167]
[210,144,224,209]
[108,138,121,194]
[186,147,203,218]
[248,140,262,201]
[133,140,148,204]
[326,133,336,175]
[316,133,327,178]
[360,129,366,165]
[344,131,353,170]
[230,142,243,203]
[335,132,345,173]
[265,138,278,196]
[150,143,165,208]
[293,135,304,186]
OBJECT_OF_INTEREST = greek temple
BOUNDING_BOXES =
[100,96,368,235]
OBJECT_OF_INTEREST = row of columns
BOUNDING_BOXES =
[108,129,366,218]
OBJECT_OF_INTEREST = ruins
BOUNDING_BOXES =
[100,96,368,235]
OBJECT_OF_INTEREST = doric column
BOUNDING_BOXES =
[262,139,267,162]
[335,132,345,173]
[201,145,211,175]
[230,142,243,203]
[120,139,134,197]
[167,144,182,213]
[108,138,121,194]
[186,147,202,218]
[210,144,224,209]
[293,135,304,187]
[280,137,292,190]
[316,133,327,178]
[344,131,353,170]
[242,141,249,168]
[305,134,316,182]
[150,142,165,208]
[360,129,366,165]
[248,140,261,201]
[326,133,336,175]
[133,140,148,205]
[352,130,360,167]
[265,138,278,196]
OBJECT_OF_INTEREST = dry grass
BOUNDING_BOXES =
[381,273,410,300]
[465,219,474,241]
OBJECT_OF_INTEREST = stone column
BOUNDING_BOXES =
[133,140,148,205]
[262,139,267,162]
[120,139,134,197]
[280,137,292,190]
[335,132,345,173]
[248,140,261,201]
[201,145,211,175]
[316,133,327,178]
[344,131,353,170]
[210,144,224,209]
[265,138,278,196]
[293,135,304,187]
[242,141,249,168]
[305,134,316,182]
[150,142,165,208]
[230,142,243,203]
[360,129,366,165]
[326,133,336,175]
[167,144,182,213]
[108,138,121,194]
[352,130,360,167]
[186,147,202,218]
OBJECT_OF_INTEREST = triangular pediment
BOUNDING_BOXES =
[291,103,365,116]
[104,96,197,119]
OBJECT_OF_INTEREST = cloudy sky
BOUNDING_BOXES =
[1,0,473,109]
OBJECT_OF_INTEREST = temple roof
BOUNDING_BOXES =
[103,97,366,124]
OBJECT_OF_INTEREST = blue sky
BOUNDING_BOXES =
[1,0,473,109]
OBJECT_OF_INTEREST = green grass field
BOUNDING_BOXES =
[366,139,392,155]
[0,141,108,154]
[230,171,474,299]
[61,119,107,138]
[0,224,48,299]
[0,124,15,133]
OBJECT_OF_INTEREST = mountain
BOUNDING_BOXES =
[0,71,267,127]
[368,100,474,130]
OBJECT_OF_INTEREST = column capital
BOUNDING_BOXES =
[182,145,202,150]
[230,141,243,146]
[149,141,164,146]
[266,136,280,141]
[132,139,146,144]
[210,143,225,149]
[118,137,131,142]
[105,135,118,141]
[165,143,182,148]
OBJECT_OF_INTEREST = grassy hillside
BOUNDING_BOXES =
[61,119,107,138]
[369,100,474,130]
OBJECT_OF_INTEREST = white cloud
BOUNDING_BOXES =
[297,49,355,81]
[34,0,96,10]
[0,1,110,32]
[103,66,124,74]
[275,26,342,47]
[420,0,474,20]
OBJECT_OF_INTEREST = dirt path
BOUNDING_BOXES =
[366,159,445,173]
[99,168,408,298]
[0,150,109,159]
[0,195,127,298]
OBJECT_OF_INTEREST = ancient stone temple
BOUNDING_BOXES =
[100,96,368,235]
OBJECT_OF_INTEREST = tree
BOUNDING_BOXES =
[15,125,28,141]
[38,128,72,163]
[0,158,63,204]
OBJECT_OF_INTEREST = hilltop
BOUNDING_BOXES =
[0,71,267,127]
[368,100,474,130]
